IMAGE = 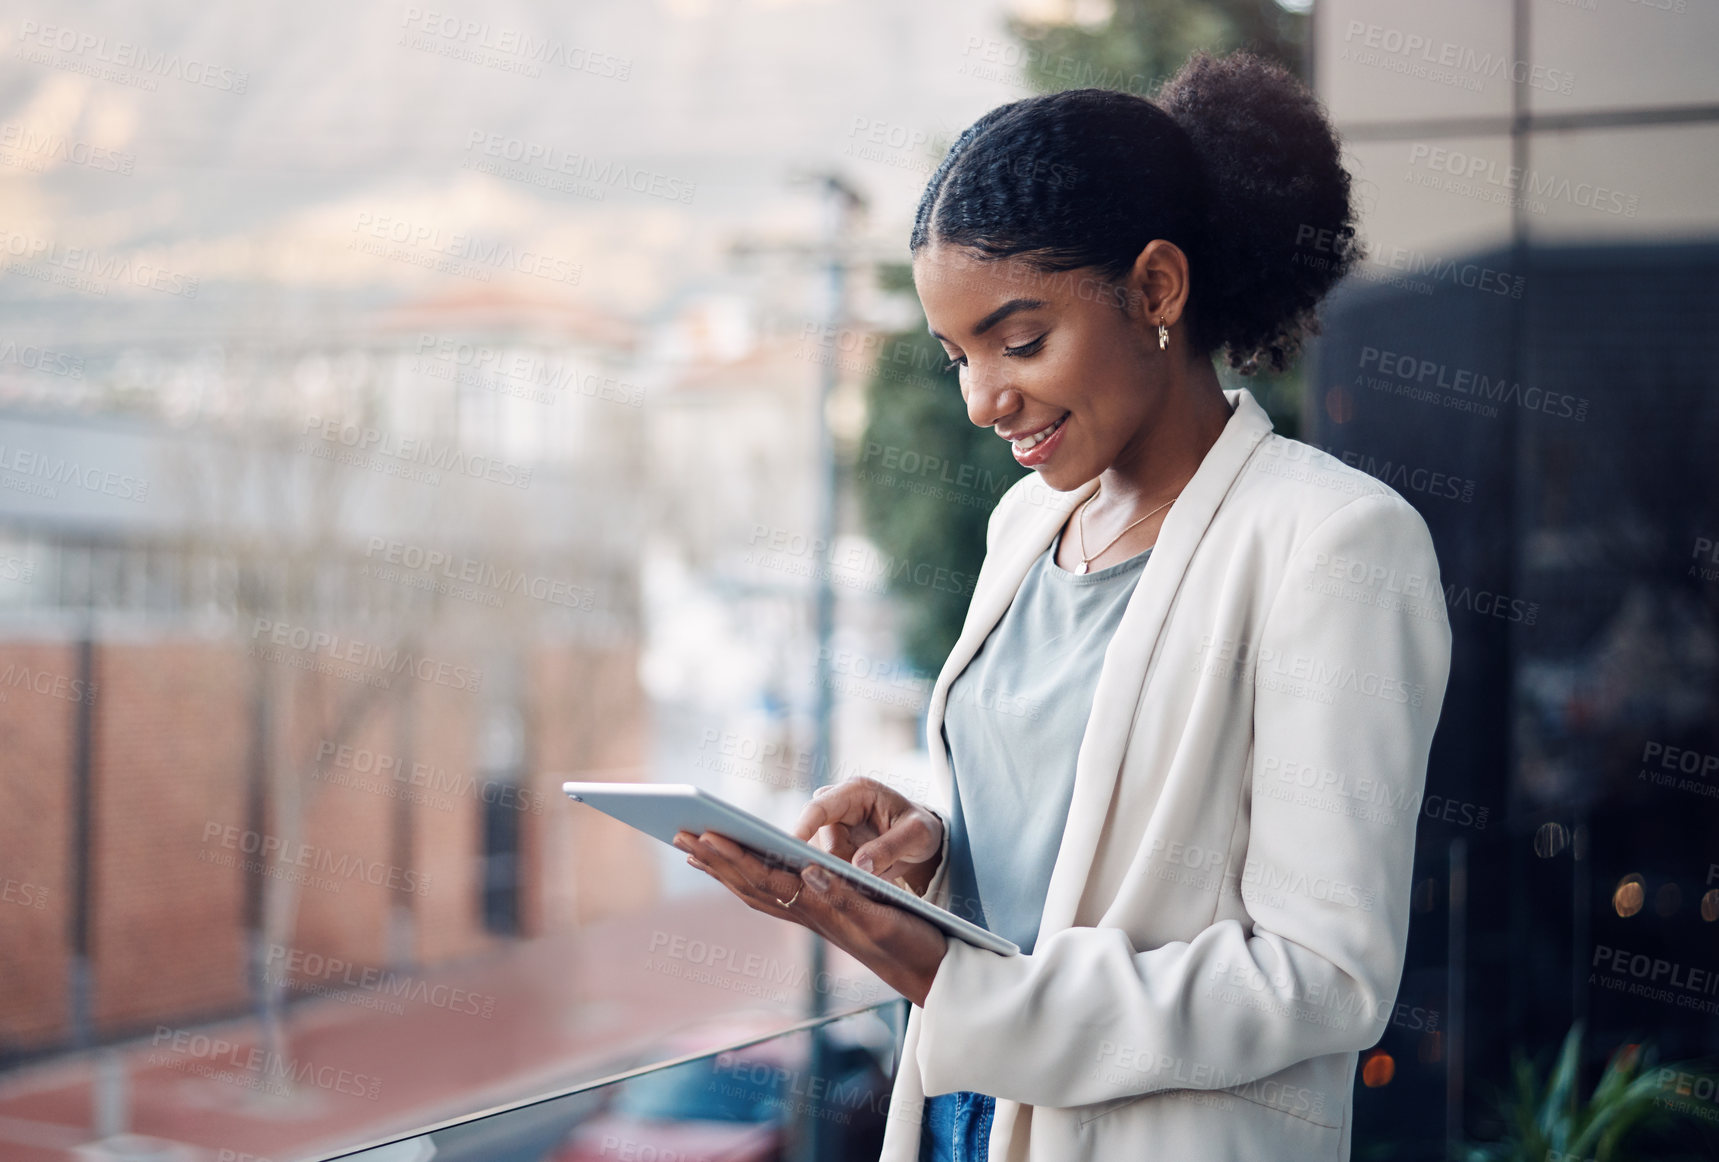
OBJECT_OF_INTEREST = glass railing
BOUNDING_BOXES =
[317,1001,907,1162]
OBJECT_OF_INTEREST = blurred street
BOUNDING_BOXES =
[0,893,884,1161]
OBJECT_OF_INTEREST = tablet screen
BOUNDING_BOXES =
[563,781,1018,956]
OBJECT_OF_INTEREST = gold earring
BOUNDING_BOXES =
[1157,317,1169,351]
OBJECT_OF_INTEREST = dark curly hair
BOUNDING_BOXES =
[910,50,1363,375]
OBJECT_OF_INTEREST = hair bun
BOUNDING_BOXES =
[1158,50,1363,373]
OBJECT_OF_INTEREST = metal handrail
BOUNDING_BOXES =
[314,998,905,1161]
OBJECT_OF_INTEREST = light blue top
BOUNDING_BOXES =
[940,528,1152,954]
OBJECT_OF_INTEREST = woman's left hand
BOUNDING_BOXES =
[672,829,949,1007]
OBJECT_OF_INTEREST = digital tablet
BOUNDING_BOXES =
[562,781,1018,956]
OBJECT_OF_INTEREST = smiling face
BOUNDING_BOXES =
[912,240,1174,493]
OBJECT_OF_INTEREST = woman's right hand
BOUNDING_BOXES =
[793,777,944,897]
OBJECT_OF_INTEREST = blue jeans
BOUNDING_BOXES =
[918,1090,995,1162]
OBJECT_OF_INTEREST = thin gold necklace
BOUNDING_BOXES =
[1073,487,1180,574]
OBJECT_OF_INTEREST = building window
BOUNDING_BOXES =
[478,704,526,936]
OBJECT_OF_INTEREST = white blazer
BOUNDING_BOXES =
[877,387,1453,1162]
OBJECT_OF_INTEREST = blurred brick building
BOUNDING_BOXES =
[0,291,657,1063]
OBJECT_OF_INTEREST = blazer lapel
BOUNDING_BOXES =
[921,389,1274,939]
[1037,388,1272,936]
[922,479,1095,761]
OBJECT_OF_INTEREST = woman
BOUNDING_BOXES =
[674,50,1452,1161]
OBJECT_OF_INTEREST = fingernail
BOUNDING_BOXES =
[854,853,873,873]
[805,865,831,892]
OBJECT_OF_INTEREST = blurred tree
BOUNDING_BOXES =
[1010,0,1309,93]
[853,265,1024,677]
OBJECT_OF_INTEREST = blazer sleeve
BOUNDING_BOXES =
[913,491,1453,1108]
[913,804,953,902]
